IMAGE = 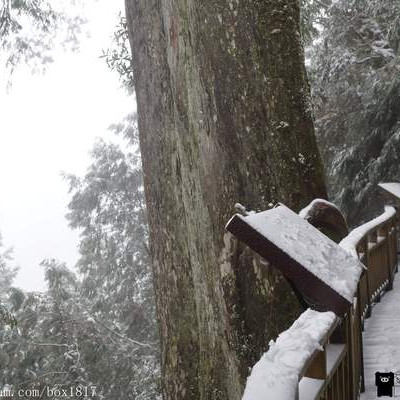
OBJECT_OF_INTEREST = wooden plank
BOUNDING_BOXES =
[341,360,346,400]
[364,239,372,318]
[306,350,327,380]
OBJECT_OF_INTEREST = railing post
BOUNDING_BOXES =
[295,386,299,400]
[330,317,350,399]
[369,231,382,303]
[396,206,400,273]
[357,286,365,393]
[385,225,394,290]
[345,310,356,399]
[364,238,372,318]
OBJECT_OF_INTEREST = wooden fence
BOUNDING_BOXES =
[298,206,398,400]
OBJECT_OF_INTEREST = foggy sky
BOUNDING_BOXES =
[0,1,134,291]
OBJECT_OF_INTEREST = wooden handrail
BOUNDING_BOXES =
[297,206,398,400]
[242,205,399,400]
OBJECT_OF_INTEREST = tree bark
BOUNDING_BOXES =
[125,0,327,399]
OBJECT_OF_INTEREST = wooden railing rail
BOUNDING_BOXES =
[297,206,398,400]
[234,185,400,400]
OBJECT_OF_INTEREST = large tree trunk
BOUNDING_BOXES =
[125,0,327,399]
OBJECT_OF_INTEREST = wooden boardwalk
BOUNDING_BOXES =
[361,272,400,399]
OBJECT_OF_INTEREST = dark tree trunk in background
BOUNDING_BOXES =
[125,0,327,399]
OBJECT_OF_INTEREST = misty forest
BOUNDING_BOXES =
[1,1,400,399]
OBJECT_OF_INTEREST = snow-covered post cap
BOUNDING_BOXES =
[225,203,364,316]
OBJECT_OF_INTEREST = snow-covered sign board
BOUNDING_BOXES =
[226,204,364,316]
[379,182,400,201]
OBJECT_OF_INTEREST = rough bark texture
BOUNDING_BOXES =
[125,0,327,399]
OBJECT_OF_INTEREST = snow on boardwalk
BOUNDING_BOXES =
[361,273,400,399]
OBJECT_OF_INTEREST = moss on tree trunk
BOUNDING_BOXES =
[125,0,327,398]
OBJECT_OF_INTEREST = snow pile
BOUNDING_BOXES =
[299,198,341,219]
[339,206,396,258]
[242,309,337,400]
[244,205,364,302]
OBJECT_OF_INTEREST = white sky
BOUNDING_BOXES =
[0,1,134,292]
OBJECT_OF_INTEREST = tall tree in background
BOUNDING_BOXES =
[125,0,327,399]
[0,233,17,327]
[64,119,160,399]
[1,126,160,398]
[64,119,155,346]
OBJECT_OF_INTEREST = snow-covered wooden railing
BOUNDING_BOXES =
[241,204,398,400]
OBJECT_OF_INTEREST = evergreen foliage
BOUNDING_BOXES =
[0,0,85,75]
[309,0,400,224]
[100,15,134,92]
[0,118,160,399]
[0,233,17,328]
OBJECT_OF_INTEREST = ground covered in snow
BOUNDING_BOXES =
[361,271,400,399]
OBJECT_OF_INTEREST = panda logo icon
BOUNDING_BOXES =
[376,372,394,397]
